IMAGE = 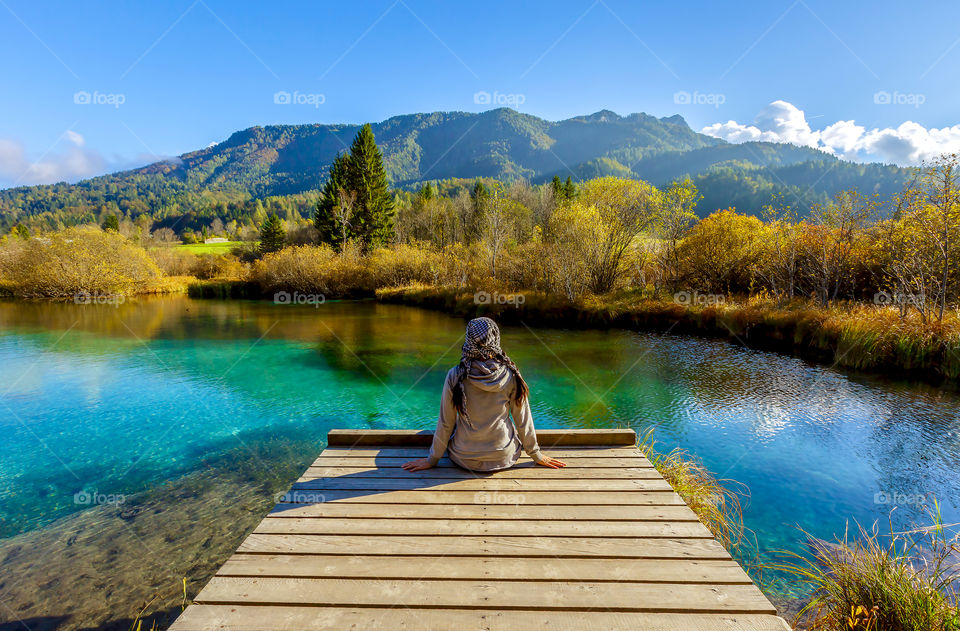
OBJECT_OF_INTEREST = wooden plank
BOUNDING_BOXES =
[302,466,663,479]
[291,476,675,492]
[253,517,714,538]
[167,429,790,631]
[311,456,650,468]
[171,605,792,631]
[193,577,775,613]
[238,534,732,559]
[327,428,637,447]
[268,502,702,521]
[276,489,685,505]
[319,446,642,458]
[217,554,754,583]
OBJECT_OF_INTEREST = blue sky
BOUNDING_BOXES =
[2,0,959,187]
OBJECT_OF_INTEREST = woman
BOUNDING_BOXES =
[402,317,566,473]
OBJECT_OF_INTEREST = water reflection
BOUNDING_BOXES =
[1,295,959,623]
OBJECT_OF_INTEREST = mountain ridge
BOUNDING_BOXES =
[0,108,912,230]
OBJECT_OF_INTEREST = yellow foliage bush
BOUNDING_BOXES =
[250,243,365,296]
[0,227,160,298]
[365,242,443,288]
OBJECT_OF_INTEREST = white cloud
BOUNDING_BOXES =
[0,132,167,188]
[702,100,960,166]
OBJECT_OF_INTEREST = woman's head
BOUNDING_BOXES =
[461,317,502,360]
[452,317,529,416]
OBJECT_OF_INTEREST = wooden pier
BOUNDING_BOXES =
[169,428,789,630]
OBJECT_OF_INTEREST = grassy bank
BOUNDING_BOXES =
[773,511,959,630]
[375,285,960,383]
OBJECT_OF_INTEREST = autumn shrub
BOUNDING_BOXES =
[250,243,365,297]
[148,247,197,276]
[0,227,160,298]
[364,242,443,288]
[677,209,764,294]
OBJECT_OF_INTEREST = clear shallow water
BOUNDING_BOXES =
[1,296,959,614]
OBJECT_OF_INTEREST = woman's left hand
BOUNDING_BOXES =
[535,455,567,469]
[401,458,434,472]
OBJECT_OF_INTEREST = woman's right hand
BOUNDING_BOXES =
[535,455,567,469]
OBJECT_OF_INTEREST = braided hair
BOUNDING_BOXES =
[451,317,529,418]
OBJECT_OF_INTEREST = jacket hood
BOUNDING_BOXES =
[466,358,511,392]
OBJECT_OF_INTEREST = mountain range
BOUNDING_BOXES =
[0,108,913,230]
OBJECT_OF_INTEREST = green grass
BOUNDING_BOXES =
[771,504,960,631]
[637,428,746,551]
[175,241,243,255]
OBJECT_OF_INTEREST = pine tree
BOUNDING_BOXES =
[551,175,564,201]
[563,176,576,200]
[101,214,119,231]
[259,213,286,254]
[315,153,349,249]
[345,124,394,248]
[420,182,434,200]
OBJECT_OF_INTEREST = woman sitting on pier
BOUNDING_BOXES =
[402,317,567,473]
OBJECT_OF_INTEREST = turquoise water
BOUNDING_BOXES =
[1,296,958,608]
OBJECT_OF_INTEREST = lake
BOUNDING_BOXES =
[1,295,958,629]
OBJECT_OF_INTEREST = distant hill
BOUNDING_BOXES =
[0,108,913,231]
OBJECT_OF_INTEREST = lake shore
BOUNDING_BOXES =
[372,285,960,386]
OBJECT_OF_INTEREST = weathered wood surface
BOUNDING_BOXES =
[169,429,789,631]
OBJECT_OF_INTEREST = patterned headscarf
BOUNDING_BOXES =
[452,317,526,422]
[461,317,502,360]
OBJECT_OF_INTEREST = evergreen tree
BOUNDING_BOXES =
[259,213,286,254]
[551,175,564,200]
[563,176,576,200]
[101,214,119,232]
[13,224,29,239]
[420,182,434,200]
[315,153,349,249]
[345,124,395,248]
